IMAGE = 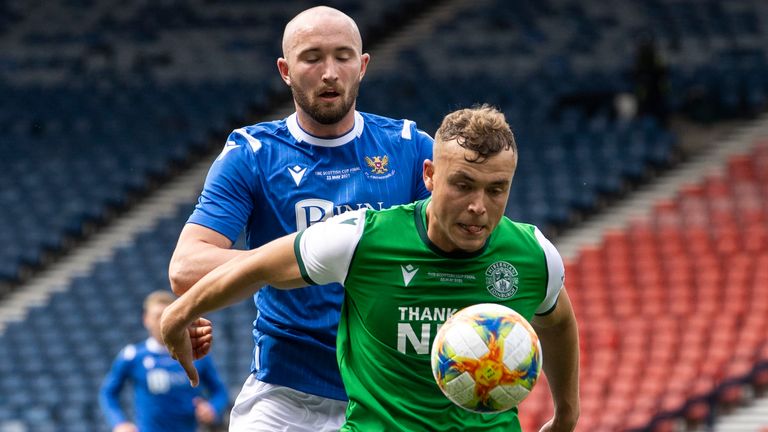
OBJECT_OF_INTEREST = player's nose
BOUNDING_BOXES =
[321,58,339,82]
[467,191,487,216]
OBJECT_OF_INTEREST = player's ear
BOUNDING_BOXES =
[423,159,435,192]
[277,58,291,86]
[358,53,370,80]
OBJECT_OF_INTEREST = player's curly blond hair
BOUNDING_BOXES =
[435,104,516,163]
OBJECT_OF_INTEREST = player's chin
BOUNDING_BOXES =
[452,230,488,252]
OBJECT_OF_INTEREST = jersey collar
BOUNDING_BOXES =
[146,337,167,354]
[287,111,364,147]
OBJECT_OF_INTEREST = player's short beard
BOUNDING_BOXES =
[291,81,360,125]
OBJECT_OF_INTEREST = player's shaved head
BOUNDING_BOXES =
[282,6,363,58]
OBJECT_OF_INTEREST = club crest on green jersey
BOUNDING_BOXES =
[485,262,519,299]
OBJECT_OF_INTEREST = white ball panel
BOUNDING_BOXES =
[490,384,530,406]
[445,322,489,360]
[503,324,532,370]
[444,372,477,405]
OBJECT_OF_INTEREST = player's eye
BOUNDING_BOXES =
[455,183,470,191]
[488,187,505,196]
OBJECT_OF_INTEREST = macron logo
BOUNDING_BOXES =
[288,165,307,186]
[401,265,419,287]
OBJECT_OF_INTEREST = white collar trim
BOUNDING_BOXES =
[147,337,167,353]
[287,111,364,147]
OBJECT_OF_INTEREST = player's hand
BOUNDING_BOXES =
[113,422,138,432]
[188,317,213,360]
[160,307,200,387]
[194,397,218,424]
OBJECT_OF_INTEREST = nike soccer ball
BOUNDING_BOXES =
[430,303,542,413]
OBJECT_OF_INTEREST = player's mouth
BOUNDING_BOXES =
[458,223,485,235]
[318,89,341,101]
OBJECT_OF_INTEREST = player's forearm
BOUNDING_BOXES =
[169,245,245,295]
[166,234,304,328]
[98,388,128,429]
[201,368,230,414]
[537,312,580,429]
[165,251,267,332]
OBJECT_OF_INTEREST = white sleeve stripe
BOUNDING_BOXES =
[401,119,414,139]
[533,227,565,315]
[294,231,318,285]
[234,128,262,151]
[298,209,367,285]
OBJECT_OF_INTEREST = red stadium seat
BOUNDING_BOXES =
[565,142,768,431]
[727,154,756,181]
[651,418,682,432]
[719,359,755,406]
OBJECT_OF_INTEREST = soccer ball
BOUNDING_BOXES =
[430,303,542,413]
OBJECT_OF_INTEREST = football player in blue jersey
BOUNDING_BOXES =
[167,5,434,432]
[99,290,228,432]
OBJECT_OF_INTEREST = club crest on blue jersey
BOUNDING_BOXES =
[364,155,389,175]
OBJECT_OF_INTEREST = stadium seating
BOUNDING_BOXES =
[518,141,768,431]
[4,0,768,288]
[0,0,436,288]
[0,205,257,432]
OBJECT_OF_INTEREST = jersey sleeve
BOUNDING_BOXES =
[294,209,368,286]
[405,120,434,200]
[98,345,135,428]
[195,356,230,420]
[533,227,565,315]
[187,129,262,243]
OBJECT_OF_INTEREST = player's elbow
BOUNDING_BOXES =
[168,257,195,295]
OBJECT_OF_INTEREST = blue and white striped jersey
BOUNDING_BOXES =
[188,111,433,400]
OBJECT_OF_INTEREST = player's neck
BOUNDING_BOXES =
[295,109,356,138]
[424,202,447,252]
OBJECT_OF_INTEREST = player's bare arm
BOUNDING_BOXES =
[162,233,305,385]
[168,224,245,295]
[532,288,580,432]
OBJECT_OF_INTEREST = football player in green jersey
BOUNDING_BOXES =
[161,105,580,431]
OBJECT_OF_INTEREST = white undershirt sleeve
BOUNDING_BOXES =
[295,209,367,286]
[534,227,565,315]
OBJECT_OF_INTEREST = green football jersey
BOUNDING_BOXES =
[295,198,564,431]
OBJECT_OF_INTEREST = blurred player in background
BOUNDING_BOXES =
[161,105,579,431]
[99,290,228,432]
[167,5,433,431]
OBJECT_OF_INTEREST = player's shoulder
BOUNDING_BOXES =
[359,111,432,142]
[500,216,534,230]
[118,341,148,361]
[498,218,561,256]
[358,111,404,129]
[226,119,290,153]
[497,217,542,241]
